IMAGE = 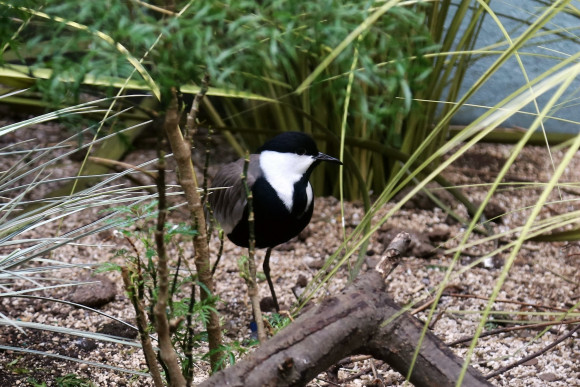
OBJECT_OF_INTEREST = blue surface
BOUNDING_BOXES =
[446,0,580,133]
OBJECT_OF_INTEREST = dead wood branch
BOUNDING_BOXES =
[199,232,492,387]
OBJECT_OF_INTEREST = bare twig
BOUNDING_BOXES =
[184,282,196,387]
[241,151,266,343]
[448,318,580,346]
[410,297,436,315]
[186,73,210,145]
[445,293,573,313]
[121,267,164,387]
[341,366,374,383]
[210,231,225,276]
[153,150,186,386]
[485,323,580,379]
[428,308,447,330]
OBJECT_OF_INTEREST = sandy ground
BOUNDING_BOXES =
[0,119,578,386]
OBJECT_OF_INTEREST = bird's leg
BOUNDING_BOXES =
[263,247,279,312]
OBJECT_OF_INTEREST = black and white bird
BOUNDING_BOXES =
[208,131,341,311]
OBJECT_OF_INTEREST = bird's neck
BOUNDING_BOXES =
[259,151,315,213]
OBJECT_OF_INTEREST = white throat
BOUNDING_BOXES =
[259,151,315,212]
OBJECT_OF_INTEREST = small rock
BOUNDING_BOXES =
[539,372,560,382]
[297,228,311,242]
[468,255,504,270]
[412,240,438,258]
[427,224,450,242]
[303,256,324,269]
[98,320,138,339]
[292,275,309,299]
[276,240,296,251]
[295,274,308,288]
[364,378,386,387]
[442,284,465,295]
[75,338,98,351]
[522,358,538,366]
[69,275,117,308]
[475,200,506,224]
[259,297,277,312]
[396,188,436,211]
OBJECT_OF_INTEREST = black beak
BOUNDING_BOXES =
[315,152,342,165]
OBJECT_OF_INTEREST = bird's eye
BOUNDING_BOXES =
[296,148,307,155]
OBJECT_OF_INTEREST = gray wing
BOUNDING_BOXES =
[207,154,261,234]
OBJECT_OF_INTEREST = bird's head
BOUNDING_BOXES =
[257,132,342,178]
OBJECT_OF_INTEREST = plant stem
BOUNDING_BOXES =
[241,152,266,343]
[184,282,196,387]
[153,149,186,386]
[121,267,164,387]
[164,87,224,370]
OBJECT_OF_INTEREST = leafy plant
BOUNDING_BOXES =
[0,100,162,377]
[55,373,96,387]
[266,312,292,334]
[111,201,219,359]
[0,0,436,201]
[205,340,252,371]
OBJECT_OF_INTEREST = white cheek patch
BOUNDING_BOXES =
[260,151,315,212]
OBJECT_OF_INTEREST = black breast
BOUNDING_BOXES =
[227,177,314,248]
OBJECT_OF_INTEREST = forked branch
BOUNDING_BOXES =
[199,232,493,387]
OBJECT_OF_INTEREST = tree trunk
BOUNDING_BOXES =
[199,232,492,387]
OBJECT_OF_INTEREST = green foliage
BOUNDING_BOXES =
[6,357,30,375]
[111,203,223,375]
[1,0,435,199]
[55,374,96,387]
[205,340,251,372]
[266,312,292,333]
[26,378,47,387]
[94,261,122,273]
[2,1,430,102]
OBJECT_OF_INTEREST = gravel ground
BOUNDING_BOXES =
[0,120,579,386]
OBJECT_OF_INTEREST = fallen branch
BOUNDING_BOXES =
[199,232,493,387]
